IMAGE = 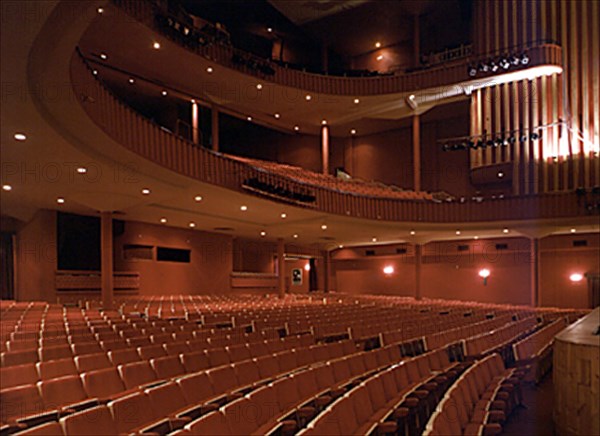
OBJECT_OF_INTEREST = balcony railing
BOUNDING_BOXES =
[70,51,588,224]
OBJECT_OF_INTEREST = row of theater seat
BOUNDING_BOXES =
[463,316,538,358]
[1,338,359,433]
[512,317,568,382]
[424,353,525,436]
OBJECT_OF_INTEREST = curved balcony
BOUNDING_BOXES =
[71,51,588,224]
[112,0,562,96]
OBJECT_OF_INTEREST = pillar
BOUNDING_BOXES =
[277,238,285,298]
[100,212,114,310]
[323,251,330,293]
[211,105,219,151]
[321,125,330,175]
[414,244,422,300]
[191,101,199,145]
[412,114,421,191]
[530,238,539,307]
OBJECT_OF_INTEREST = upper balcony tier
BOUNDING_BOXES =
[71,51,593,224]
[113,0,562,97]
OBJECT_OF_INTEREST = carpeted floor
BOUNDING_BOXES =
[501,371,555,436]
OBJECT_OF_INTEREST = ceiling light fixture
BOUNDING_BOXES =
[56,197,65,204]
[569,273,584,282]
[14,133,26,141]
[294,126,300,131]
[274,113,280,119]
[100,53,107,60]
[354,98,360,104]
[372,237,377,242]
[455,230,461,235]
[280,213,287,219]
[260,231,266,237]
[194,195,203,202]
[76,167,87,174]
[240,205,247,211]
[128,78,135,84]
[153,42,161,49]
[503,228,509,234]
[247,116,252,121]
[350,129,356,135]
[206,67,213,73]
[570,228,576,233]
[293,234,298,238]
[321,119,327,125]
[97,7,104,13]
[189,222,196,228]
[376,55,383,61]
[305,95,312,101]
[2,185,12,191]
[410,230,416,235]
[160,217,167,223]
[161,90,167,96]
[321,224,327,230]
[141,188,151,195]
[256,83,263,90]
[375,42,381,48]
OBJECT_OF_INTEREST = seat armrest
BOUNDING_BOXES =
[376,421,398,435]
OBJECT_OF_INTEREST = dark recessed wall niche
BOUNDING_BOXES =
[156,247,191,263]
[123,244,154,261]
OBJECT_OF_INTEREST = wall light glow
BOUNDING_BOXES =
[569,273,584,282]
[383,265,394,275]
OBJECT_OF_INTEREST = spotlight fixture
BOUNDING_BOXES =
[354,98,360,104]
[372,237,377,242]
[160,217,167,223]
[375,42,381,48]
[14,133,26,141]
[304,264,311,271]
[56,197,65,204]
[490,60,498,72]
[153,42,161,49]
[503,228,509,234]
[478,63,489,72]
[256,84,263,90]
[274,113,280,119]
[2,185,13,191]
[97,7,104,13]
[240,205,247,211]
[206,67,213,73]
[280,213,287,219]
[321,119,327,125]
[511,55,520,66]
[350,129,356,135]
[100,53,107,60]
[569,273,583,282]
[194,195,203,202]
[383,266,394,275]
[321,224,327,230]
[189,222,196,228]
[293,234,298,238]
[499,57,510,69]
[128,78,135,84]
[267,27,272,33]
[455,230,461,235]
[76,167,87,174]
[161,90,168,96]
[570,228,576,233]
[141,188,151,195]
[260,231,266,237]
[520,53,530,65]
[247,116,252,121]
[305,95,312,101]
[92,70,98,75]
[294,126,300,131]
[497,171,504,178]
[410,230,416,235]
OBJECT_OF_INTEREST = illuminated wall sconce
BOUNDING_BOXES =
[304,263,311,272]
[569,273,584,283]
[478,268,490,285]
[383,265,394,275]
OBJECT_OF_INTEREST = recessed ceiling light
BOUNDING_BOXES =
[160,217,167,223]
[280,213,287,219]
[247,116,252,121]
[190,99,196,104]
[354,98,360,104]
[2,185,12,191]
[206,67,213,73]
[293,234,298,238]
[92,70,98,75]
[100,53,107,60]
[161,90,168,96]
[97,7,104,13]
[267,27,273,33]
[274,113,280,119]
[76,167,87,174]
[570,228,576,233]
[141,188,151,195]
[260,231,266,237]
[375,42,381,48]
[305,95,312,101]
[455,230,461,235]
[372,237,377,242]
[503,228,509,233]
[376,55,383,61]
[153,42,161,49]
[128,78,135,84]
[321,224,327,230]
[350,129,356,135]
[189,222,196,228]
[497,171,504,178]
[474,236,479,240]
[410,230,416,235]
[338,245,343,248]
[240,205,247,211]
[321,119,327,125]
[256,84,263,90]
[56,197,65,204]
[194,195,203,202]
[294,126,300,131]
[14,133,26,141]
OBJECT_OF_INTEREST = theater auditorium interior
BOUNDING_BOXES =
[1,0,599,435]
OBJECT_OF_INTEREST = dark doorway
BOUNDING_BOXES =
[1,233,15,300]
[308,258,317,292]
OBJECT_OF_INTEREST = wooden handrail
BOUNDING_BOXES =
[70,52,589,223]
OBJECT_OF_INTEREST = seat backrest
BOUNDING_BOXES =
[108,391,156,434]
[145,381,188,417]
[39,375,88,409]
[37,358,78,381]
[60,405,118,435]
[108,348,140,366]
[0,384,44,422]
[74,352,112,373]
[150,355,186,379]
[0,363,39,390]
[185,410,231,435]
[176,372,215,404]
[118,361,158,390]
[180,351,210,373]
[81,367,126,399]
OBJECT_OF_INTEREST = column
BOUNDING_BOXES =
[323,251,330,293]
[530,238,539,307]
[321,125,330,175]
[211,105,219,151]
[100,212,114,310]
[277,238,285,298]
[414,244,422,300]
[191,100,199,145]
[412,114,421,191]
